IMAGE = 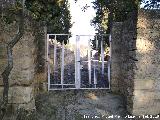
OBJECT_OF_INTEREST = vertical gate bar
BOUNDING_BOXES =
[101,36,104,75]
[78,37,81,88]
[53,35,57,82]
[108,34,111,89]
[101,35,104,87]
[75,35,80,89]
[96,35,98,49]
[61,40,65,88]
[94,36,98,87]
[93,68,97,87]
[75,36,77,88]
[47,34,50,90]
[88,37,91,85]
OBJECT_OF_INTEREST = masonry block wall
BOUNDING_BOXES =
[111,9,160,115]
[0,20,35,110]
[0,17,46,111]
[132,10,160,115]
[111,13,137,113]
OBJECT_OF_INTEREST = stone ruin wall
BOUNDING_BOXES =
[0,6,159,116]
[133,10,160,115]
[0,17,46,111]
[111,9,160,115]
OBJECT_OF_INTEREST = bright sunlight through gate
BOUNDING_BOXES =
[47,34,111,90]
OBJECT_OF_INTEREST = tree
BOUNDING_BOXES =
[92,0,139,33]
[91,0,139,50]
[25,0,72,43]
[92,0,159,34]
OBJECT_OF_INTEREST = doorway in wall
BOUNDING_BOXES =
[47,34,111,90]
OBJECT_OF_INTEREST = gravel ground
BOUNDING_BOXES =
[2,90,158,120]
[35,90,130,120]
[35,90,159,120]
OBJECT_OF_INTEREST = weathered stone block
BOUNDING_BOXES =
[11,86,33,104]
[1,30,37,86]
[0,86,34,104]
[134,55,160,80]
[132,99,160,115]
[133,90,160,102]
[18,98,35,110]
[9,69,35,85]
[132,89,160,115]
[134,79,154,90]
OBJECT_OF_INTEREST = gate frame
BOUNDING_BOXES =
[46,34,111,90]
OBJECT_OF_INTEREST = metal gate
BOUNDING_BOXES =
[47,34,111,90]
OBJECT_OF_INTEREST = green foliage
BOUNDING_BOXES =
[92,0,139,32]
[91,0,139,50]
[25,0,72,43]
[91,0,159,50]
[1,0,23,24]
[25,0,59,22]
[1,0,72,43]
[92,0,159,33]
[47,1,72,34]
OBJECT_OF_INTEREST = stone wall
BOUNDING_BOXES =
[0,5,159,117]
[0,17,46,112]
[120,11,137,113]
[110,22,123,93]
[132,10,160,115]
[111,11,137,113]
[32,24,47,93]
[111,9,160,115]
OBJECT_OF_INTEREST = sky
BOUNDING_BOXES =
[68,0,96,45]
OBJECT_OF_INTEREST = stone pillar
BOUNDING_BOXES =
[110,10,160,115]
[0,19,36,111]
[32,24,47,93]
[111,22,123,93]
[9,30,36,110]
[132,10,160,115]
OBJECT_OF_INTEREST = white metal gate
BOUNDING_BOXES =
[47,34,111,90]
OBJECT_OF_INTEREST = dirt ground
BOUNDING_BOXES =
[35,90,128,120]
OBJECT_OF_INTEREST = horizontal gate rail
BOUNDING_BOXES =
[47,34,110,36]
[47,34,111,90]
[48,86,110,90]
